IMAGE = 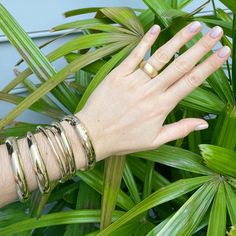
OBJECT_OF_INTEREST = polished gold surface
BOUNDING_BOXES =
[139,61,158,78]
[62,115,96,171]
[26,131,50,194]
[51,121,76,176]
[36,125,68,183]
[5,136,29,201]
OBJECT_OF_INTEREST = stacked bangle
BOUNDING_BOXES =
[26,131,50,194]
[5,113,96,201]
[50,121,76,176]
[36,125,69,183]
[5,136,30,202]
[62,114,96,171]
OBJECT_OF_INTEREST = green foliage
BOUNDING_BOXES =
[0,0,236,235]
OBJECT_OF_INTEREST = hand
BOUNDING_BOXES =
[75,22,230,162]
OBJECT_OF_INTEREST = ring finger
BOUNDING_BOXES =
[132,21,202,81]
[150,25,223,91]
[164,45,231,109]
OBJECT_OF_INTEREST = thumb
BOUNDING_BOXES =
[155,118,209,146]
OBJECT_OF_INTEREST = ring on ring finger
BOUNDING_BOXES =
[139,60,159,79]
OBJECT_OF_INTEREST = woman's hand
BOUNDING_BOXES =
[75,22,230,162]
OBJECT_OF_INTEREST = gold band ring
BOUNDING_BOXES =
[139,61,158,78]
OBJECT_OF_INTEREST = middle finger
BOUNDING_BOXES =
[151,25,223,91]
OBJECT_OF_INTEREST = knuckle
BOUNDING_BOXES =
[178,29,189,41]
[200,39,212,50]
[153,48,170,64]
[180,124,189,138]
[142,35,151,46]
[173,59,191,75]
[185,73,201,88]
[130,49,141,61]
[207,57,218,70]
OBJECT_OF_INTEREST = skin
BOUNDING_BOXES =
[0,22,230,207]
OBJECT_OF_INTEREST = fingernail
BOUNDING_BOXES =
[194,123,209,131]
[188,21,201,33]
[150,25,160,35]
[209,26,223,38]
[217,46,231,58]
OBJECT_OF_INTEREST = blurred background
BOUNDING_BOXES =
[0,0,229,123]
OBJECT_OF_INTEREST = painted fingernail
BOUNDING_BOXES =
[194,123,209,131]
[217,46,231,58]
[188,21,201,33]
[150,25,160,35]
[209,26,223,38]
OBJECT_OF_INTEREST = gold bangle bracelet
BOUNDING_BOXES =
[36,125,68,183]
[26,131,50,194]
[51,121,76,176]
[46,125,70,178]
[62,115,96,171]
[5,136,30,202]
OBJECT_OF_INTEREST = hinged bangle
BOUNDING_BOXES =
[26,131,50,194]
[62,114,96,171]
[51,121,76,177]
[5,136,30,202]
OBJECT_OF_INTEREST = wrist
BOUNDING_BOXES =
[60,118,87,170]
[75,111,110,162]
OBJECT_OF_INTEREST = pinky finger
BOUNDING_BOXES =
[153,118,209,146]
[165,45,231,106]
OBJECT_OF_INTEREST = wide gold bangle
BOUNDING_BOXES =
[26,131,50,194]
[36,125,68,183]
[62,114,96,171]
[5,136,30,202]
[51,121,76,177]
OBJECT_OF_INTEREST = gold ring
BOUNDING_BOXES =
[139,61,158,78]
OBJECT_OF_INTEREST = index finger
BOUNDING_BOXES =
[116,25,161,75]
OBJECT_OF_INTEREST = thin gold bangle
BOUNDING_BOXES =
[26,131,50,194]
[36,125,68,183]
[51,121,76,176]
[62,115,96,171]
[5,136,30,202]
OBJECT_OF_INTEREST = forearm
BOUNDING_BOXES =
[0,113,89,208]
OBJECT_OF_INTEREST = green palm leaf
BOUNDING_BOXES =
[219,0,236,14]
[98,7,144,36]
[207,182,227,236]
[64,7,103,18]
[0,40,131,129]
[0,4,78,112]
[100,156,126,229]
[0,92,65,120]
[0,210,125,236]
[77,168,135,211]
[130,145,214,175]
[123,161,141,204]
[97,176,212,235]
[200,144,236,177]
[225,182,236,225]
[157,181,218,235]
